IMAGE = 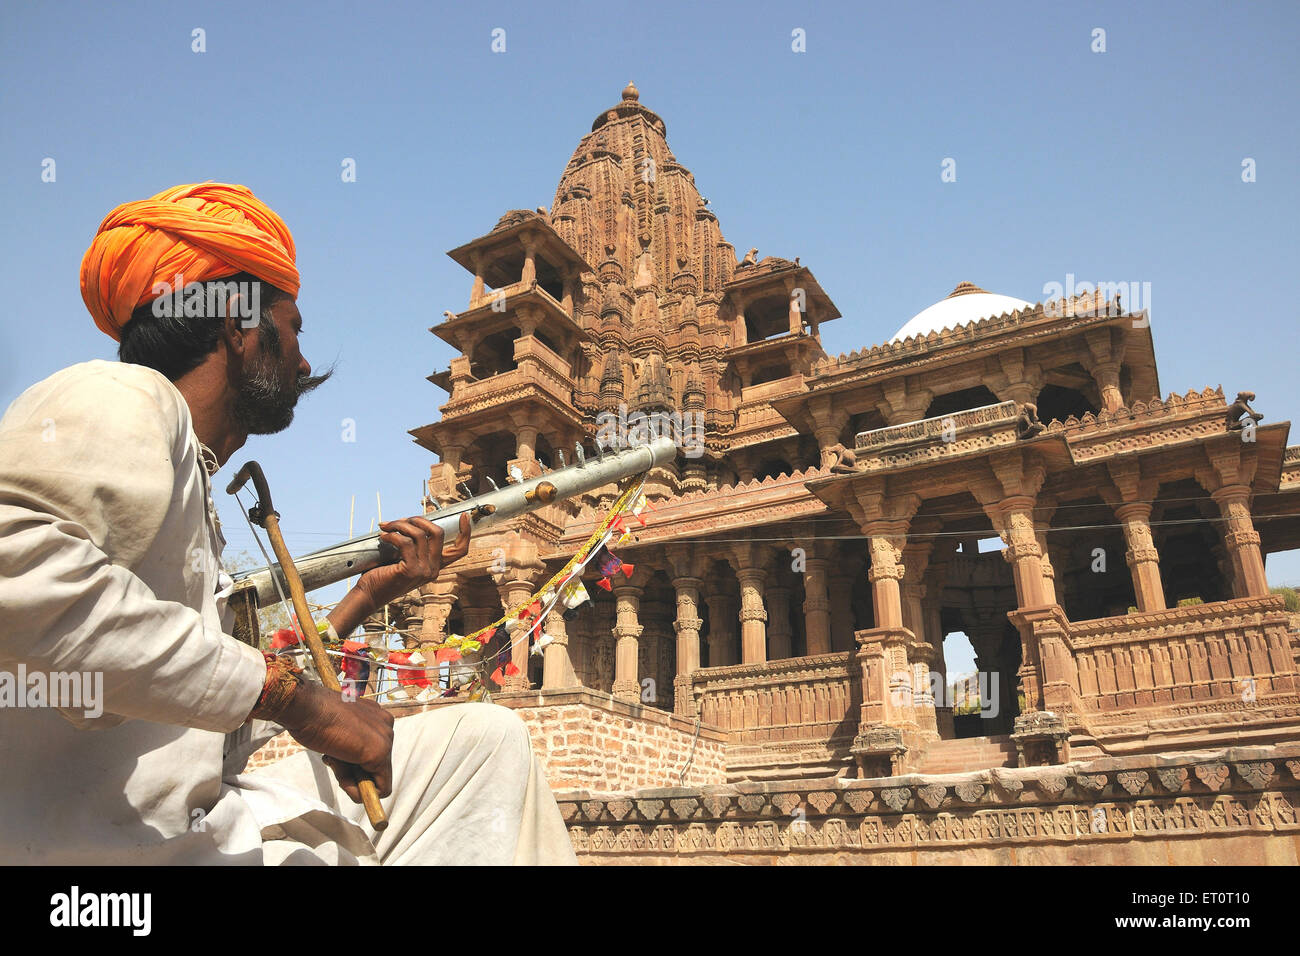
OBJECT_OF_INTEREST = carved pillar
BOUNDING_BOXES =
[496,573,540,692]
[672,575,703,716]
[515,425,539,462]
[987,496,1049,610]
[560,275,575,316]
[611,582,644,702]
[802,555,832,656]
[459,605,496,687]
[541,611,577,690]
[866,527,907,630]
[1091,361,1124,413]
[520,234,537,286]
[1212,486,1269,598]
[1030,497,1061,605]
[469,254,486,308]
[1116,501,1167,611]
[827,566,855,652]
[900,531,938,736]
[766,585,793,660]
[735,564,769,664]
[703,587,732,667]
[418,581,458,646]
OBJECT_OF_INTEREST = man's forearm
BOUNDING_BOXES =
[326,585,381,640]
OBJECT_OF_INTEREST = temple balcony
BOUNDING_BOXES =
[409,335,585,457]
[446,209,593,322]
[729,372,806,449]
[431,283,590,360]
[852,400,1024,473]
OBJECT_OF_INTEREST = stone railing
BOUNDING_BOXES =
[1052,386,1228,463]
[853,401,1021,472]
[686,652,860,746]
[445,339,573,413]
[740,373,805,405]
[1067,595,1297,715]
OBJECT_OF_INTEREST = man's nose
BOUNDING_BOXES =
[298,354,312,378]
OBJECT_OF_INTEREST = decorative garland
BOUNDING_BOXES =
[268,477,655,703]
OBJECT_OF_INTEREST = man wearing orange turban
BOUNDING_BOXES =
[0,183,576,865]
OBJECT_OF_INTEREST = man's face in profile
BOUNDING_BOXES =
[232,294,331,435]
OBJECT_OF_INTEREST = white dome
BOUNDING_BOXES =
[892,282,1032,342]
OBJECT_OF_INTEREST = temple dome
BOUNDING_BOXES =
[891,282,1031,341]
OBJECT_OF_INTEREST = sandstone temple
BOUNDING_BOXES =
[259,84,1300,864]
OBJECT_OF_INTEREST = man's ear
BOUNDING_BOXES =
[221,312,251,362]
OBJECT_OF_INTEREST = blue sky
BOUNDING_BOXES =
[2,0,1297,671]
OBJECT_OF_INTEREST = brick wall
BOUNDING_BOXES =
[501,690,728,791]
[243,688,728,792]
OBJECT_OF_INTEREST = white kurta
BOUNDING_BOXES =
[0,360,575,865]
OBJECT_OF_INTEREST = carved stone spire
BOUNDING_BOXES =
[600,348,625,411]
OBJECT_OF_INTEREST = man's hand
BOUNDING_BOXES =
[277,681,395,802]
[359,512,471,610]
[327,511,471,638]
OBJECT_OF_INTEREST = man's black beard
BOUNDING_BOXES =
[231,321,332,435]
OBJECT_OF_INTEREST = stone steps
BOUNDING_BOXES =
[915,735,1018,774]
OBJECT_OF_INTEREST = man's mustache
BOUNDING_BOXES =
[293,365,334,397]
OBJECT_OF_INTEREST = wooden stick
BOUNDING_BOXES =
[263,511,389,831]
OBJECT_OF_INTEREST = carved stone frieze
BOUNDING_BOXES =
[1194,763,1230,792]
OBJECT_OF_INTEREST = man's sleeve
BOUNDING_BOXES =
[0,366,265,732]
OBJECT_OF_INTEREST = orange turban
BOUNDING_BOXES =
[80,182,300,341]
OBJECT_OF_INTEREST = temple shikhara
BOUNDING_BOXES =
[260,84,1300,863]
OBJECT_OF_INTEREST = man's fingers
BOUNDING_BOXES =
[323,756,363,804]
[442,511,472,564]
[382,518,435,568]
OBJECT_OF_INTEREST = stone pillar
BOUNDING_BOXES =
[988,496,1049,609]
[1030,497,1061,606]
[1212,485,1269,598]
[900,534,938,737]
[735,566,769,664]
[672,576,703,716]
[866,528,906,630]
[827,567,855,652]
[497,575,539,692]
[611,582,644,702]
[541,611,577,690]
[703,587,734,667]
[515,425,539,462]
[1091,361,1124,413]
[560,276,575,316]
[418,582,458,646]
[520,234,537,286]
[469,255,486,308]
[802,555,832,656]
[459,605,497,688]
[766,584,793,659]
[1116,501,1167,611]
[785,277,803,334]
